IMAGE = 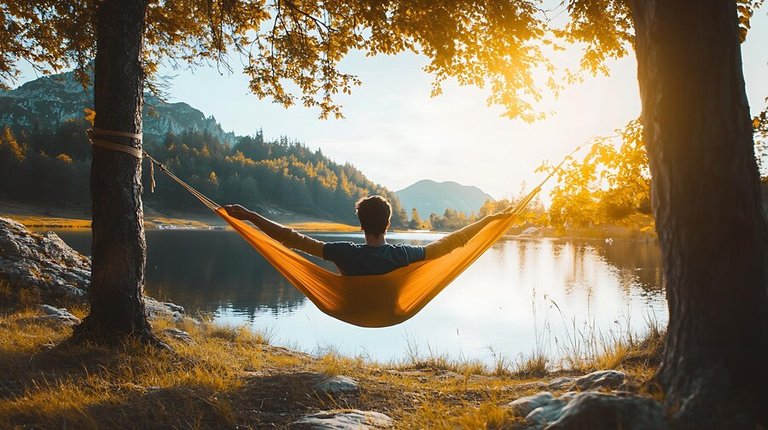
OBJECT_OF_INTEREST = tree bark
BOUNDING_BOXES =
[71,0,158,344]
[630,0,768,427]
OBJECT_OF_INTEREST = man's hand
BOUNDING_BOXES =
[223,204,252,220]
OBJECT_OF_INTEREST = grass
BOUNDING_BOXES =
[0,297,664,429]
[7,215,92,229]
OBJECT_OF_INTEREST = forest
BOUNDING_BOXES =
[0,120,408,227]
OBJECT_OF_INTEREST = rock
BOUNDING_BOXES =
[573,370,626,390]
[290,410,393,429]
[0,217,188,322]
[145,298,186,323]
[509,392,557,417]
[547,376,576,389]
[509,391,665,430]
[162,327,192,343]
[525,397,569,426]
[515,392,579,427]
[16,305,80,327]
[541,370,626,391]
[547,392,666,430]
[314,375,359,395]
[0,217,90,303]
[520,227,540,236]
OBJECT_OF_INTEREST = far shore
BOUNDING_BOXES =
[1,201,657,241]
[0,201,359,233]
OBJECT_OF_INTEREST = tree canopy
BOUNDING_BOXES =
[3,1,762,121]
[543,119,652,232]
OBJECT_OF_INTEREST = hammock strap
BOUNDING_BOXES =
[87,127,218,207]
[143,151,221,211]
[88,128,144,159]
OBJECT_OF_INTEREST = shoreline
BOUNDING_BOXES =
[0,201,359,233]
[0,303,664,429]
[3,213,657,242]
[0,200,657,240]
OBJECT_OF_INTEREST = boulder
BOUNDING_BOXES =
[145,298,186,323]
[162,327,193,343]
[314,375,359,396]
[290,410,393,429]
[509,391,578,426]
[509,390,665,430]
[0,217,187,321]
[508,392,557,417]
[542,370,626,391]
[16,304,81,327]
[546,376,576,389]
[573,370,626,390]
[0,218,89,303]
[547,392,666,430]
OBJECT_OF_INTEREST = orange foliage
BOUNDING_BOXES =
[543,120,653,231]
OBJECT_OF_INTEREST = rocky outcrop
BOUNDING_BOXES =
[509,389,665,430]
[314,375,360,396]
[290,410,394,429]
[0,217,90,303]
[0,217,186,320]
[547,370,627,391]
[161,327,193,343]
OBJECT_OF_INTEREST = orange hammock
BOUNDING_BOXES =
[215,193,535,327]
[89,128,575,328]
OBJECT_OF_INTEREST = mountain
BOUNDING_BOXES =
[0,69,235,145]
[395,179,494,217]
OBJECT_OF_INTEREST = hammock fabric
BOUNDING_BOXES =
[89,128,570,328]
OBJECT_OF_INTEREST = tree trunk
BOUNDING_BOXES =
[71,0,158,344]
[630,0,768,427]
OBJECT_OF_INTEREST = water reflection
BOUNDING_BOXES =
[144,231,309,317]
[54,229,667,364]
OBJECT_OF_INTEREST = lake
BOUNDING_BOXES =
[56,229,667,367]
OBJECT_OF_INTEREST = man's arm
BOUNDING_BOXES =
[223,204,325,258]
[424,212,508,259]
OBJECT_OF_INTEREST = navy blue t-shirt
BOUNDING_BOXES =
[322,242,426,276]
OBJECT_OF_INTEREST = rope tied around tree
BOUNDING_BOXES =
[87,127,219,209]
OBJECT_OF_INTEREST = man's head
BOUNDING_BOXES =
[355,195,391,237]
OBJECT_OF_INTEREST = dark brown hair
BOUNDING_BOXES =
[355,195,391,236]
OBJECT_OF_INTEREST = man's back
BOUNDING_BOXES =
[323,242,425,276]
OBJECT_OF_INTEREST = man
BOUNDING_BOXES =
[223,195,506,276]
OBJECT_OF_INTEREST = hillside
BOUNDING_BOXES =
[0,69,407,226]
[396,179,494,217]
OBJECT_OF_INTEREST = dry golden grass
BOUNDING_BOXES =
[5,213,217,230]
[0,307,662,429]
[555,317,665,374]
[0,280,43,310]
[8,215,92,229]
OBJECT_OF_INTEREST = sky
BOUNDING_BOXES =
[16,10,768,201]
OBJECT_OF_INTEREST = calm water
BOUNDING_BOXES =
[56,229,667,366]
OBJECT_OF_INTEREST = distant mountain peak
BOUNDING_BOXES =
[395,179,494,217]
